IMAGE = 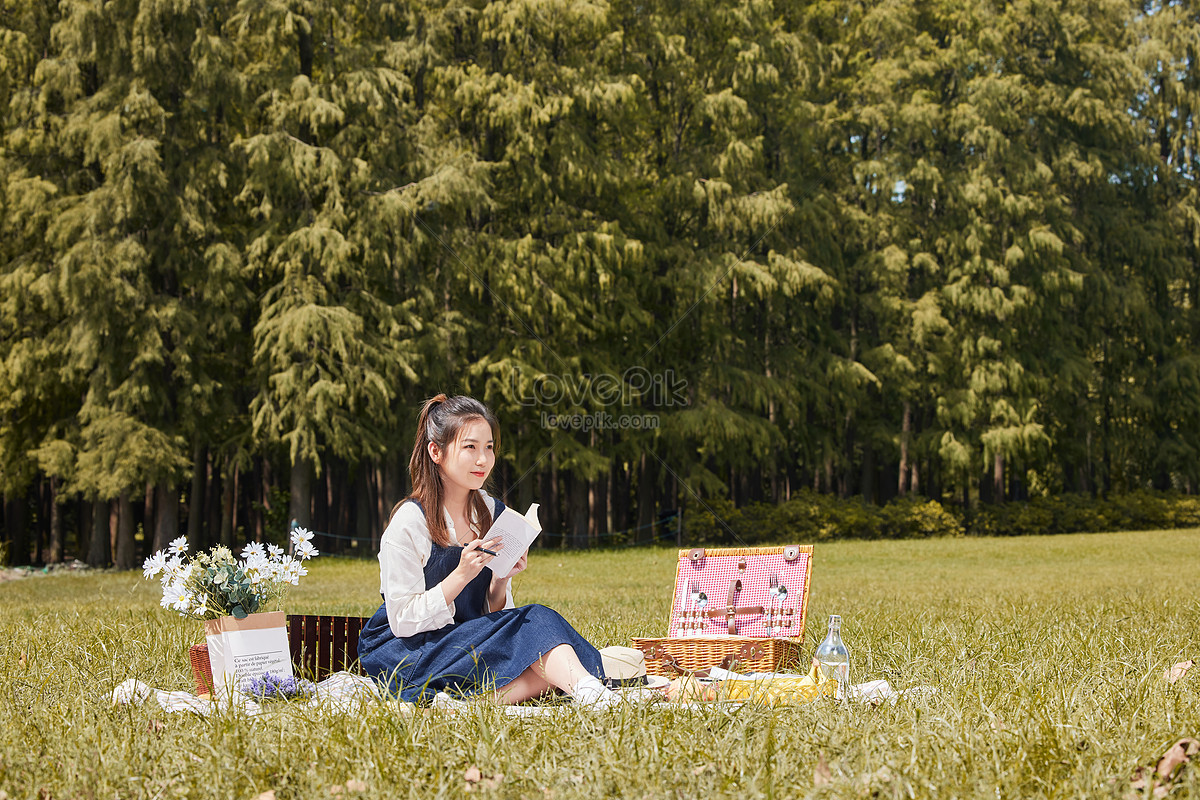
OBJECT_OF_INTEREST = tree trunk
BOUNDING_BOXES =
[592,474,608,542]
[77,496,90,561]
[207,462,223,550]
[373,462,387,550]
[355,466,371,549]
[153,484,179,553]
[898,401,912,496]
[87,498,109,567]
[115,490,136,570]
[861,444,876,504]
[5,494,30,566]
[250,458,264,543]
[188,444,207,550]
[611,461,629,534]
[384,455,403,516]
[48,476,63,563]
[992,452,1005,503]
[220,465,236,547]
[841,412,855,499]
[35,480,47,564]
[335,463,352,551]
[143,482,155,553]
[540,461,559,547]
[569,472,588,549]
[312,464,330,550]
[515,457,534,517]
[289,457,313,530]
[677,492,686,546]
[636,452,657,544]
[109,500,119,565]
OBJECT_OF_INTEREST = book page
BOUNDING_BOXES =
[486,503,542,577]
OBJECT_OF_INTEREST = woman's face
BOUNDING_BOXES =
[431,417,495,495]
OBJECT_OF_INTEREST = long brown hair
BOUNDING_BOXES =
[391,394,500,547]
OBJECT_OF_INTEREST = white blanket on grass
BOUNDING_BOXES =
[111,672,934,717]
[111,672,385,717]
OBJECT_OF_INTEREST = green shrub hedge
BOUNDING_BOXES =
[681,490,1200,543]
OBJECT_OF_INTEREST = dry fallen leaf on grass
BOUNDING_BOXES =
[1129,737,1199,799]
[253,791,275,800]
[813,753,832,787]
[1163,660,1194,685]
[1155,738,1199,781]
[344,780,366,792]
[464,767,482,784]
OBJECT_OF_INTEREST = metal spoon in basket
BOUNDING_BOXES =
[694,591,708,635]
[772,582,788,635]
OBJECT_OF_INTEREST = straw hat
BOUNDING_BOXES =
[599,646,669,690]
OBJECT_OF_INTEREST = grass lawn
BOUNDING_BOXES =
[2,529,1198,798]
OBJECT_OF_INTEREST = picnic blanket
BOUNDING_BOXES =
[111,671,933,717]
[111,671,383,716]
[108,673,663,717]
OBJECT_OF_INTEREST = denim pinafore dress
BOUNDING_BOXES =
[357,500,605,702]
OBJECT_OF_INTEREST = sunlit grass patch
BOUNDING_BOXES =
[2,529,1199,798]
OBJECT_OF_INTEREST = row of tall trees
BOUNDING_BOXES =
[1,0,1197,565]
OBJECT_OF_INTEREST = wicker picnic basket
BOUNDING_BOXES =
[633,545,813,676]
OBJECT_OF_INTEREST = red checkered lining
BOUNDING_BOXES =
[668,547,811,638]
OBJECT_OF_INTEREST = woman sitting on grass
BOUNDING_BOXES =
[357,394,617,707]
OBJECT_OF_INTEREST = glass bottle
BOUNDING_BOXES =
[813,614,850,701]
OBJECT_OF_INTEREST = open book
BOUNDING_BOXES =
[487,503,542,577]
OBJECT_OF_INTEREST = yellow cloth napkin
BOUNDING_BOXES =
[721,660,839,707]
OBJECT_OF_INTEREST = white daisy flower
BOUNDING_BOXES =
[161,581,188,610]
[290,527,315,546]
[142,552,167,579]
[295,541,319,560]
[162,556,185,583]
[173,590,193,613]
[242,542,265,560]
[266,544,284,558]
[168,536,188,556]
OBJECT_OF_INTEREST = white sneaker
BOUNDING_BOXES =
[570,676,622,709]
[431,691,470,710]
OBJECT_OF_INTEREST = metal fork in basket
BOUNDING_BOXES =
[767,574,779,635]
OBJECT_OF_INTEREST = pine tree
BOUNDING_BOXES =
[230,0,424,524]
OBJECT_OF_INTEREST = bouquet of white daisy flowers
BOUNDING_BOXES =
[143,529,320,621]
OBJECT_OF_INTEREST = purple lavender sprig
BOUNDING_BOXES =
[239,671,315,700]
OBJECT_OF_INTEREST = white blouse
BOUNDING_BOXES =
[377,488,516,638]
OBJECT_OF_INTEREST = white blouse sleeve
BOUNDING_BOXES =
[378,503,456,637]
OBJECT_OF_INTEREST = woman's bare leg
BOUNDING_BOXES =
[487,644,594,705]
